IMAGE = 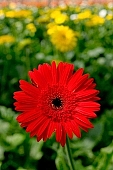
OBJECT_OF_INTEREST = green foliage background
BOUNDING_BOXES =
[0,4,113,170]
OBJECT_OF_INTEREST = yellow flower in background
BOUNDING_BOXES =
[38,8,68,25]
[5,10,32,18]
[18,38,32,49]
[86,15,105,26]
[75,6,81,13]
[48,25,77,52]
[50,10,61,19]
[26,23,36,33]
[106,14,113,20]
[50,10,68,24]
[0,10,5,17]
[37,14,50,23]
[0,35,15,45]
[77,10,92,20]
[54,13,68,24]
[47,23,58,35]
[17,10,32,18]
[5,11,14,18]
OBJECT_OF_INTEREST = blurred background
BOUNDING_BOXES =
[0,0,113,169]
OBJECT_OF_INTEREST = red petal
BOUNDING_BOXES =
[47,121,56,138]
[58,63,74,85]
[72,74,89,92]
[70,120,81,138]
[82,78,96,90]
[79,124,89,132]
[77,101,100,108]
[67,68,84,91]
[37,119,50,137]
[92,97,101,101]
[14,101,37,112]
[29,117,50,138]
[29,69,46,88]
[56,122,62,142]
[60,127,66,147]
[16,109,41,123]
[51,61,57,84]
[38,63,52,84]
[13,91,37,106]
[26,116,46,132]
[19,80,39,98]
[20,122,29,127]
[64,122,73,139]
[28,71,38,87]
[36,126,49,142]
[43,127,49,141]
[75,115,94,129]
[75,108,97,118]
[37,135,42,142]
[75,89,99,100]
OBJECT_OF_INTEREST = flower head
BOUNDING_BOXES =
[5,10,32,18]
[26,23,36,33]
[14,61,100,146]
[0,35,15,45]
[0,10,5,18]
[47,25,77,52]
[106,14,113,20]
[86,15,105,26]
[50,10,68,24]
[77,10,92,20]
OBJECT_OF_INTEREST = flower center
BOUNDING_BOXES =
[52,97,62,109]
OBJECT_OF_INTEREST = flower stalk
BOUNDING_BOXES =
[65,136,75,170]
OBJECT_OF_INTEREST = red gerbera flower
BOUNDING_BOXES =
[14,61,100,146]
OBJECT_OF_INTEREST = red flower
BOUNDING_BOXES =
[14,61,100,146]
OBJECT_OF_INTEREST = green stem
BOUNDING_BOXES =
[65,136,75,170]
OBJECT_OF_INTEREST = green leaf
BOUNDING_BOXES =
[29,139,43,160]
[93,141,113,170]
[6,133,25,147]
[55,146,69,170]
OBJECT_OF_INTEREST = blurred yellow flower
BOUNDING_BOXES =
[26,23,36,33]
[27,16,34,22]
[50,10,68,24]
[0,10,5,17]
[47,25,77,52]
[37,14,50,23]
[18,38,32,49]
[50,10,61,19]
[5,10,32,18]
[0,35,15,45]
[75,6,81,13]
[54,13,68,24]
[77,10,92,20]
[106,14,113,20]
[47,23,58,35]
[5,11,15,18]
[86,15,105,26]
